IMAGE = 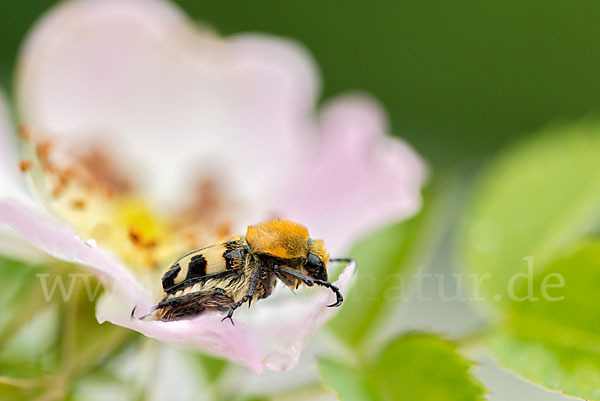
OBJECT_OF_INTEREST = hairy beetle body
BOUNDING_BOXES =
[140,219,348,323]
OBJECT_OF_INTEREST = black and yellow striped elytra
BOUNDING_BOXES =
[138,219,350,324]
[161,236,248,294]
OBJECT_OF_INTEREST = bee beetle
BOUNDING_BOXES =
[136,219,352,324]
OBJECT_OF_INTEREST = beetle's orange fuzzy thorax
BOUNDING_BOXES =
[245,219,310,259]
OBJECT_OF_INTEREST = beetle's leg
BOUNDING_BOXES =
[274,265,343,308]
[156,288,228,311]
[313,279,344,307]
[273,265,313,286]
[222,266,261,325]
[132,288,228,321]
[246,267,261,308]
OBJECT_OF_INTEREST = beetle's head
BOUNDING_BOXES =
[305,238,329,281]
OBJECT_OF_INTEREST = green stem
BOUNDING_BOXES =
[454,326,491,352]
[0,375,54,388]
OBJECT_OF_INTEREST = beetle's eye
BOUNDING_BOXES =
[306,253,327,281]
[307,253,321,267]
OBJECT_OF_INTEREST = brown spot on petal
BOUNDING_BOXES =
[174,178,225,227]
[171,177,234,247]
[187,179,222,219]
[17,125,31,140]
[71,199,86,209]
[36,141,54,170]
[215,220,232,239]
[77,149,133,197]
[127,225,160,269]
[129,226,142,245]
[183,232,198,246]
[128,226,157,249]
[51,184,65,198]
[19,160,32,172]
[27,132,134,201]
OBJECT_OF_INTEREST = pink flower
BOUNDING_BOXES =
[0,0,426,373]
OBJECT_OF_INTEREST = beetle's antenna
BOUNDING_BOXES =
[328,257,354,264]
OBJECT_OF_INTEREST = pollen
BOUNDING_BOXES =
[19,160,33,172]
[17,124,31,140]
[71,199,86,209]
[215,220,232,239]
[36,141,53,169]
[19,129,235,273]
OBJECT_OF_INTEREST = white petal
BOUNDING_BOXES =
[0,88,28,201]
[17,0,319,214]
[0,88,52,262]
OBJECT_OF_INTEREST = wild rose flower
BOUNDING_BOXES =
[0,0,426,373]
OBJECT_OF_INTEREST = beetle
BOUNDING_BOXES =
[136,218,351,324]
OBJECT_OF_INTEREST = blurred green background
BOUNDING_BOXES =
[2,0,600,165]
[3,2,600,400]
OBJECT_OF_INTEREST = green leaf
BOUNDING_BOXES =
[488,241,600,400]
[461,123,600,311]
[0,306,60,377]
[66,277,134,379]
[0,256,46,336]
[319,359,372,401]
[0,384,42,401]
[69,370,137,401]
[195,353,229,383]
[369,333,486,401]
[319,333,486,401]
[0,261,134,400]
[0,257,62,377]
[330,177,453,348]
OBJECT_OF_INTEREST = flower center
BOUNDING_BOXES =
[18,127,232,272]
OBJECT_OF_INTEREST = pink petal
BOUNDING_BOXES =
[273,95,428,253]
[0,199,146,305]
[97,263,356,373]
[17,0,319,213]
